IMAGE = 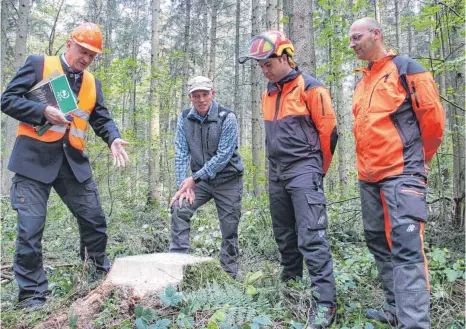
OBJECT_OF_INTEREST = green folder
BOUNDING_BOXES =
[25,74,79,135]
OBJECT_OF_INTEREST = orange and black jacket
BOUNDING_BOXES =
[1,55,121,184]
[352,51,445,182]
[262,70,338,180]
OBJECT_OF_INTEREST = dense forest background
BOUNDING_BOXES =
[1,0,464,328]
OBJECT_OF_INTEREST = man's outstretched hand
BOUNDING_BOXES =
[110,138,130,168]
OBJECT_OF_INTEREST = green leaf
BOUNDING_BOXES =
[245,271,264,285]
[289,320,304,329]
[148,319,171,329]
[246,284,257,295]
[445,268,458,282]
[364,322,374,329]
[252,316,272,326]
[211,310,226,322]
[142,308,156,322]
[165,284,176,297]
[136,318,148,329]
[135,304,144,318]
[280,16,290,24]
[250,324,259,329]
[207,320,220,329]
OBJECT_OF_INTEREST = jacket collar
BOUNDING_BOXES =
[187,100,219,122]
[267,69,300,95]
[355,49,397,74]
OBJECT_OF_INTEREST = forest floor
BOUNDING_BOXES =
[1,192,464,329]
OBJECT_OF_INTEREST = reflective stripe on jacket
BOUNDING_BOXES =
[352,51,445,182]
[17,56,96,151]
[262,70,338,180]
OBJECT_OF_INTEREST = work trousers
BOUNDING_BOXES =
[169,175,243,278]
[269,172,336,306]
[360,174,430,329]
[10,159,109,301]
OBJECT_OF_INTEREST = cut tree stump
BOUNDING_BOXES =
[34,252,214,329]
[104,252,213,297]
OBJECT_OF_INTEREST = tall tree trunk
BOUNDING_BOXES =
[251,0,264,196]
[234,0,242,146]
[181,0,191,109]
[208,0,217,79]
[202,0,209,75]
[394,0,401,53]
[439,6,465,227]
[282,0,291,37]
[290,0,315,75]
[266,0,279,30]
[2,0,32,196]
[374,0,381,24]
[148,0,161,205]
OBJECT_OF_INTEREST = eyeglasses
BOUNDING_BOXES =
[349,29,374,42]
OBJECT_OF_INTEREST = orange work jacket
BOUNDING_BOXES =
[352,51,445,182]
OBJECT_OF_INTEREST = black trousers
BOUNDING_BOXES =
[169,175,243,277]
[269,172,336,306]
[10,158,109,301]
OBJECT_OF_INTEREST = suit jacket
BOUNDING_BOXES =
[1,55,121,184]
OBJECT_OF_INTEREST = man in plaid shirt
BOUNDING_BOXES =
[169,76,244,278]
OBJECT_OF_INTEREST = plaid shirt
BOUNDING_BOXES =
[174,104,239,186]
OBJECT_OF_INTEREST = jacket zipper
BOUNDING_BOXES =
[368,72,390,108]
[200,124,205,163]
[270,91,282,159]
[411,81,420,107]
[320,93,325,116]
[206,126,210,152]
[287,85,298,95]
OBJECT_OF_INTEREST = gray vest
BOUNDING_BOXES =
[182,101,243,182]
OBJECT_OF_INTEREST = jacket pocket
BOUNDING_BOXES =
[407,73,437,110]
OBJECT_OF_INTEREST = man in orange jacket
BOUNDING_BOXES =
[239,31,338,329]
[1,23,129,309]
[349,18,445,328]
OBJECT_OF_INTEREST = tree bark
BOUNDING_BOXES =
[208,0,217,79]
[2,0,32,196]
[394,0,401,53]
[251,0,264,196]
[234,0,242,146]
[147,0,161,205]
[181,0,191,110]
[266,0,279,30]
[290,0,315,75]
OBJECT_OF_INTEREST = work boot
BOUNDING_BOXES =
[15,297,46,310]
[365,308,397,326]
[308,304,336,329]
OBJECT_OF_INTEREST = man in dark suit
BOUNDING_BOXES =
[1,22,129,309]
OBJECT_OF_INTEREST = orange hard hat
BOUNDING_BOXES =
[71,23,103,54]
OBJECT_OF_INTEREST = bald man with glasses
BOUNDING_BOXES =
[349,17,445,329]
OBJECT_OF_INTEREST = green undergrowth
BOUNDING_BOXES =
[1,192,464,329]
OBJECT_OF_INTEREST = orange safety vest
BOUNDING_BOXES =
[17,56,96,151]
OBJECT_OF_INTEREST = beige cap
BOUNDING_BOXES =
[187,76,213,94]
